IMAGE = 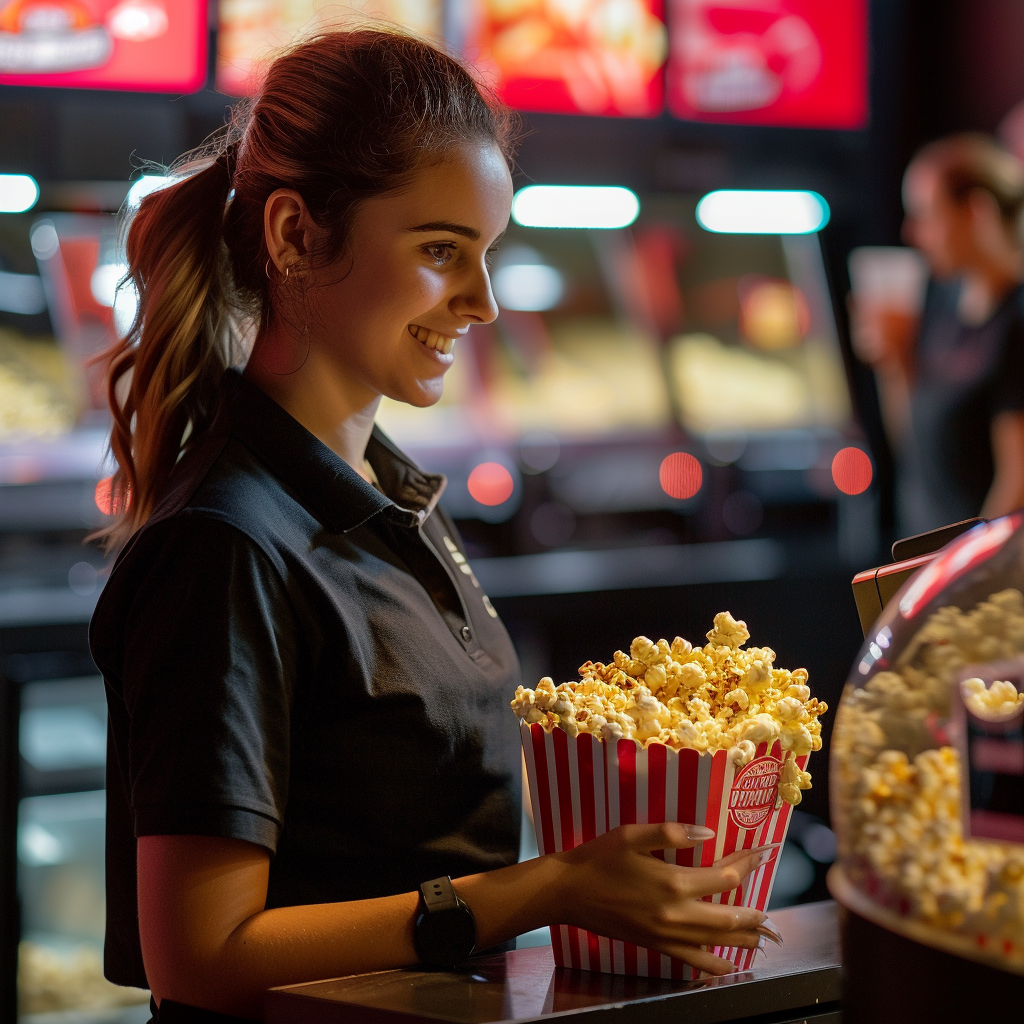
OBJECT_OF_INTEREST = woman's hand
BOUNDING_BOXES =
[551,822,780,975]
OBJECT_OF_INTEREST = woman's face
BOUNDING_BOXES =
[901,161,973,278]
[305,142,512,407]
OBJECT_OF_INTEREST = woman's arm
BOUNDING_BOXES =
[139,825,773,1018]
[982,409,1024,518]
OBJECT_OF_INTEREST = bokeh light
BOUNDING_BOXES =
[468,462,515,506]
[831,447,873,495]
[95,477,129,516]
[659,452,703,500]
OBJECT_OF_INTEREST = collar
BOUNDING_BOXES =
[225,369,445,533]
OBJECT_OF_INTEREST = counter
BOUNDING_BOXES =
[266,900,840,1024]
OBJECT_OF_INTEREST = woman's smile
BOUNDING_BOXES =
[408,322,456,357]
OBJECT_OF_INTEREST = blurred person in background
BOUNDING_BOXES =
[852,133,1024,536]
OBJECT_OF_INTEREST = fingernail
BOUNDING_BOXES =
[757,924,784,946]
[684,824,716,841]
[751,843,783,852]
[754,848,779,868]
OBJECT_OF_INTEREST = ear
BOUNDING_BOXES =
[264,189,315,272]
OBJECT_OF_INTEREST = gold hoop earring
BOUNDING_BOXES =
[284,264,291,280]
[265,259,273,280]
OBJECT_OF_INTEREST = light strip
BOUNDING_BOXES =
[0,174,40,214]
[512,185,640,230]
[696,190,830,235]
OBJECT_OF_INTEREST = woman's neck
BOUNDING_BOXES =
[244,338,381,483]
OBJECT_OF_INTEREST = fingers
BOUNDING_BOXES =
[619,821,716,853]
[681,845,781,899]
[661,944,742,977]
[668,926,763,950]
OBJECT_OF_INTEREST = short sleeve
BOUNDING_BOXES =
[119,513,297,854]
[992,313,1024,415]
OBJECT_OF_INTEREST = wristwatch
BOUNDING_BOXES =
[413,876,477,967]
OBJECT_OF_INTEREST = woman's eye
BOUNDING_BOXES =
[485,246,500,268]
[424,243,455,266]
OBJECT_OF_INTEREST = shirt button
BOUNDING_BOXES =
[460,626,472,643]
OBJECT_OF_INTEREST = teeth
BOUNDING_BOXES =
[410,325,454,355]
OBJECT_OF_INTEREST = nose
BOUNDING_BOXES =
[451,261,500,325]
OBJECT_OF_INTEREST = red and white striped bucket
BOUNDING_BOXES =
[521,721,808,978]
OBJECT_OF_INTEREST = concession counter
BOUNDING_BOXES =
[264,901,840,1024]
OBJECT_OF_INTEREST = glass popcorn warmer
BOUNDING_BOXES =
[829,515,1024,1018]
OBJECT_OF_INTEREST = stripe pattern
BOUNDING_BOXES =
[521,722,807,978]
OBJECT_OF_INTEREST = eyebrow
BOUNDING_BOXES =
[408,221,481,240]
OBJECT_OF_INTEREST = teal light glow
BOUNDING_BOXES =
[0,174,39,214]
[512,185,640,229]
[696,190,830,235]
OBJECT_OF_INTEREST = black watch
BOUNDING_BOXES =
[413,876,476,968]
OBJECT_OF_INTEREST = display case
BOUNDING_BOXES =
[830,515,1024,1018]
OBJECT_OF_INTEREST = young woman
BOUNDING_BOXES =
[89,29,778,1023]
[852,133,1024,534]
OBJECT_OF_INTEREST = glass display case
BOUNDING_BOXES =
[830,515,1024,978]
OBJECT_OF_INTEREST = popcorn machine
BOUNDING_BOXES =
[832,517,1024,1021]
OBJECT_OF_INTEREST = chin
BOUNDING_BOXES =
[391,380,445,409]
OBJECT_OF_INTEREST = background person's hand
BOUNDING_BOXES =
[848,295,919,373]
[553,822,782,976]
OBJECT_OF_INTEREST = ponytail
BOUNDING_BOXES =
[96,27,518,551]
[97,152,238,550]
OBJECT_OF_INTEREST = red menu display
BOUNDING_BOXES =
[462,0,667,118]
[0,0,207,92]
[666,0,867,129]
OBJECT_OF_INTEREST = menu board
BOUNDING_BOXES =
[460,0,667,117]
[217,0,442,95]
[666,0,868,129]
[0,0,207,92]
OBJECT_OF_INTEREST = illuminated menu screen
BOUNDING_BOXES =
[666,0,867,129]
[0,0,207,92]
[461,0,667,118]
[216,0,442,95]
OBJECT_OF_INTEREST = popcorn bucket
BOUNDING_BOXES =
[521,721,808,979]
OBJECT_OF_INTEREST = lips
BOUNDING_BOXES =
[409,324,454,355]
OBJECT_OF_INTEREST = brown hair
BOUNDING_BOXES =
[909,132,1024,226]
[98,27,519,549]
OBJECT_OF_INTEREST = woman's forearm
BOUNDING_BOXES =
[139,835,561,1019]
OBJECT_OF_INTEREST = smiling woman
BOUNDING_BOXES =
[88,27,775,1024]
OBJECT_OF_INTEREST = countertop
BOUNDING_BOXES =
[265,899,841,1024]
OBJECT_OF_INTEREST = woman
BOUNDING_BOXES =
[89,30,776,1022]
[853,133,1024,534]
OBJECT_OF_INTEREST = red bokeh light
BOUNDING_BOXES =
[95,476,129,516]
[831,447,873,495]
[95,477,114,515]
[468,462,515,506]
[659,452,703,499]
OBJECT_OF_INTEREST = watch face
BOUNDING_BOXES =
[417,905,477,966]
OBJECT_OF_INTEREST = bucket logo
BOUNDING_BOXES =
[728,755,782,829]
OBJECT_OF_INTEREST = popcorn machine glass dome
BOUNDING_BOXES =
[830,515,1024,975]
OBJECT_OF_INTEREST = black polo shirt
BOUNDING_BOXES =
[90,370,522,990]
[908,280,1024,531]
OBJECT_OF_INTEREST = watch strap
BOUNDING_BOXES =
[419,876,463,913]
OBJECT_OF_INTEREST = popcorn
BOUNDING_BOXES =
[960,677,1024,721]
[511,612,826,804]
[832,589,1024,967]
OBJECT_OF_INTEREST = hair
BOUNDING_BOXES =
[96,27,519,550]
[908,132,1024,228]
